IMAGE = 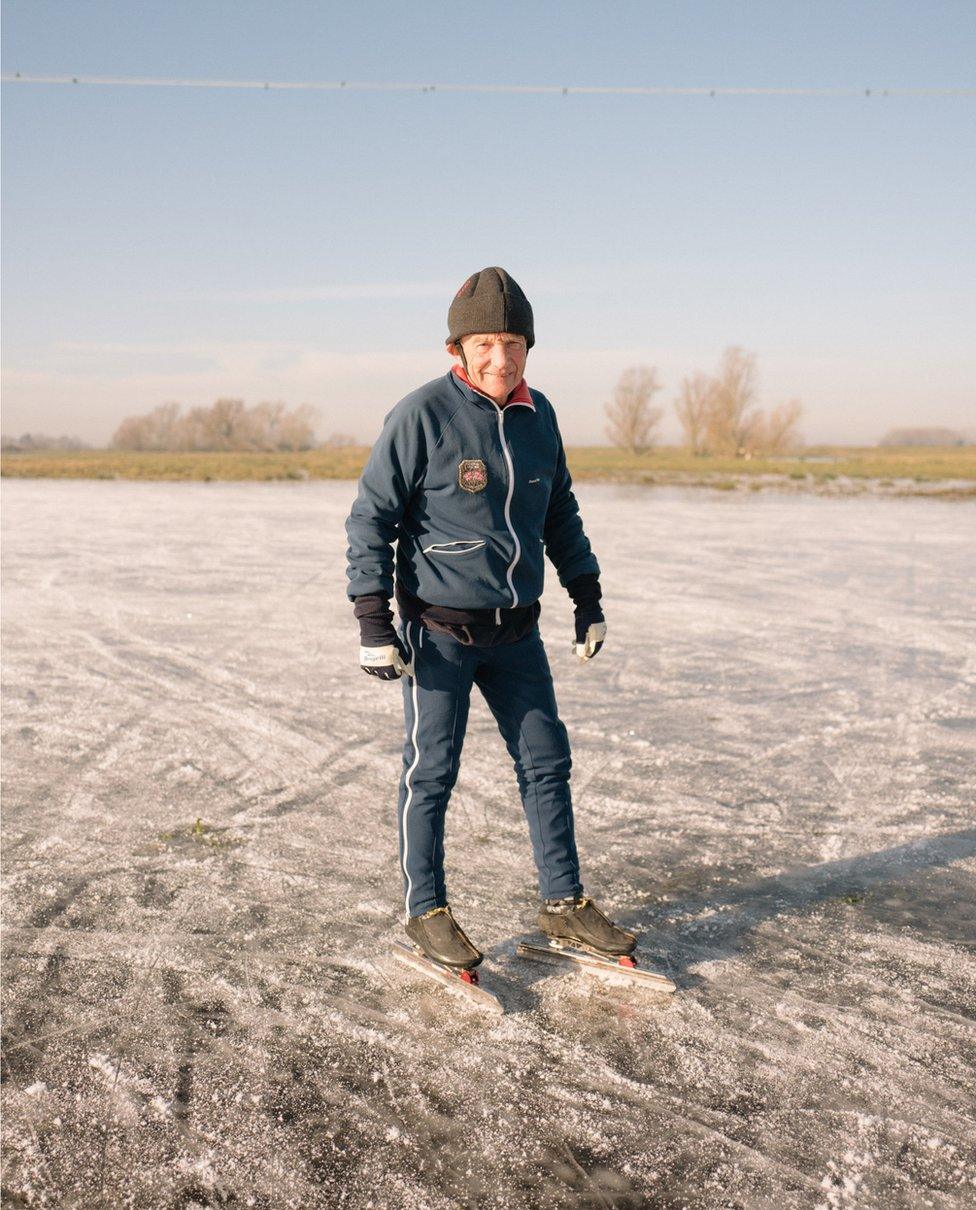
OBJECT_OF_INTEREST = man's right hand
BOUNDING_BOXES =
[360,637,414,680]
[353,593,413,679]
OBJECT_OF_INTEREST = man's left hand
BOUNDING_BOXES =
[573,621,606,661]
[566,573,605,661]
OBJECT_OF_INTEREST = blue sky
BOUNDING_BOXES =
[3,1,974,445]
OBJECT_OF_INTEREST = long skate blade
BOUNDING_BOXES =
[517,940,676,994]
[391,941,505,1015]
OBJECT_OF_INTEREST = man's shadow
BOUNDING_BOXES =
[489,827,976,1005]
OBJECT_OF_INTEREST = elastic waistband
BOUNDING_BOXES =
[395,581,534,625]
[395,582,540,647]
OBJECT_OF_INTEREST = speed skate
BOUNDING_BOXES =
[517,937,677,994]
[391,940,505,1015]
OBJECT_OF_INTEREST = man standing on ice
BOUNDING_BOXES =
[345,267,636,973]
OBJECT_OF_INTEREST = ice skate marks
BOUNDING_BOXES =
[517,939,676,993]
[391,941,505,1015]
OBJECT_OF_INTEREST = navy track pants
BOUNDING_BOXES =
[396,619,583,918]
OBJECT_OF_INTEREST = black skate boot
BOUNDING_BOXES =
[404,905,484,970]
[538,896,637,957]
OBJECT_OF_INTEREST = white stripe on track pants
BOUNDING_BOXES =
[397,619,583,918]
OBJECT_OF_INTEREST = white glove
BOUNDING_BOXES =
[359,643,414,680]
[573,622,607,661]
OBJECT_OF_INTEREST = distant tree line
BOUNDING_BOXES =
[1,432,90,451]
[605,347,803,456]
[879,427,971,447]
[112,399,321,451]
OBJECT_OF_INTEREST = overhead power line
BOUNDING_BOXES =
[2,73,973,97]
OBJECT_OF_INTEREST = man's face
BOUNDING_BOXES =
[450,332,528,404]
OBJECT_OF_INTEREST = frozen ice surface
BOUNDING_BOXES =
[2,479,975,1208]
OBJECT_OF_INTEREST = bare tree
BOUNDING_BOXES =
[172,406,203,451]
[250,401,286,449]
[206,398,247,450]
[674,371,715,455]
[149,402,182,450]
[673,349,804,457]
[111,399,319,451]
[755,399,804,455]
[703,347,761,456]
[113,402,182,451]
[170,399,246,451]
[112,415,149,450]
[604,366,663,454]
[273,403,317,451]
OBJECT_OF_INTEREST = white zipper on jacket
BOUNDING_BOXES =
[494,404,521,608]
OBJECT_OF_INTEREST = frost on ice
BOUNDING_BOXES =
[2,480,974,1207]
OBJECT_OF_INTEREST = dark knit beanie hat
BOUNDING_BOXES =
[447,267,535,349]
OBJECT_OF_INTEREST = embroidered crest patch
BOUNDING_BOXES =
[458,459,488,493]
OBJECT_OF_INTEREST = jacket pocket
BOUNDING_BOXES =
[422,539,487,556]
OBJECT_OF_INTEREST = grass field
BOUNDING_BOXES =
[2,444,975,492]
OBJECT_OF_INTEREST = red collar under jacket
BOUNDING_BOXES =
[451,365,535,409]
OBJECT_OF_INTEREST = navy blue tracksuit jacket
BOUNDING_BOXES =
[345,368,600,916]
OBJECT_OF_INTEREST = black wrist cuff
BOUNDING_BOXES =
[353,594,397,646]
[566,572,602,613]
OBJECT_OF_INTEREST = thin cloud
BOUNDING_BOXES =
[190,281,458,304]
